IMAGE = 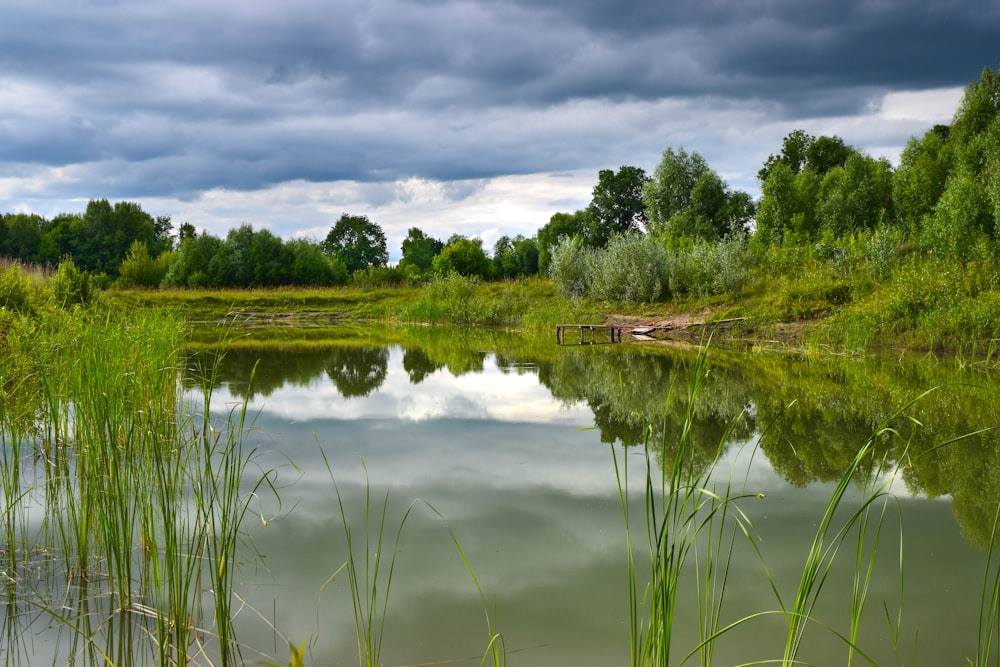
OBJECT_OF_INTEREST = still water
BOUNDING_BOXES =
[188,330,997,666]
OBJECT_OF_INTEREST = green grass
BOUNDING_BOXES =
[0,307,278,666]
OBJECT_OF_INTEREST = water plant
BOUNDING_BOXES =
[0,307,277,666]
[612,346,761,667]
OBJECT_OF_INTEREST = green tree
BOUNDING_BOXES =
[584,165,649,247]
[0,213,43,262]
[118,241,171,288]
[645,147,753,242]
[399,227,444,276]
[322,214,388,273]
[815,153,895,237]
[643,147,710,231]
[287,238,345,285]
[162,232,223,288]
[249,228,292,286]
[537,210,589,273]
[492,234,539,278]
[432,236,492,279]
[893,126,952,231]
[758,130,852,182]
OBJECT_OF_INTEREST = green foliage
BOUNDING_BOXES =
[399,227,444,277]
[537,210,590,273]
[922,171,993,262]
[588,233,669,303]
[117,241,170,288]
[815,153,895,237]
[351,265,406,288]
[432,236,493,279]
[403,272,503,325]
[548,235,594,298]
[585,165,649,247]
[52,258,93,308]
[323,213,388,273]
[0,263,35,314]
[669,237,752,297]
[492,234,539,278]
[893,126,951,231]
[645,147,754,242]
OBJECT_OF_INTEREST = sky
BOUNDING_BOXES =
[1,0,996,261]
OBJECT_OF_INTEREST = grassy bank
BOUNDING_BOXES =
[107,245,1000,358]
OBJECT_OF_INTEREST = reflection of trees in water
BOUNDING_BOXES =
[740,352,1000,549]
[325,346,388,398]
[186,334,1000,550]
[402,347,442,384]
[184,348,336,399]
[183,346,389,399]
[538,349,755,475]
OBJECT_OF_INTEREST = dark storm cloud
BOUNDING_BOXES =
[0,0,995,201]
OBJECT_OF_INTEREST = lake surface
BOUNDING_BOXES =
[4,325,999,666]
[184,329,997,666]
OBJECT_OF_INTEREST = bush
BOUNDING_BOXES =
[0,263,34,314]
[589,233,669,303]
[548,235,594,298]
[118,241,170,288]
[52,259,93,308]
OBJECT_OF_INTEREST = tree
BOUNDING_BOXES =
[643,148,710,231]
[537,210,590,273]
[585,166,649,247]
[758,130,852,182]
[815,153,895,237]
[322,214,388,273]
[399,227,444,276]
[492,234,539,278]
[118,241,171,288]
[645,147,753,242]
[162,232,223,288]
[893,126,952,230]
[432,236,492,279]
[287,238,345,286]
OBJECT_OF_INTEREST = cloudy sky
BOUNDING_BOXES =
[1,0,995,260]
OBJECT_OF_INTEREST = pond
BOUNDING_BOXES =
[186,328,996,666]
[3,324,999,666]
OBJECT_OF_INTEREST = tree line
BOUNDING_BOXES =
[1,65,998,294]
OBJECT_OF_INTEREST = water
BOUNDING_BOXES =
[188,333,994,666]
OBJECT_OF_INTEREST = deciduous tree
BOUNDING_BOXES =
[322,214,388,273]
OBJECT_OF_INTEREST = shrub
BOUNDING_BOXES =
[0,263,34,314]
[52,259,93,308]
[589,233,669,303]
[548,235,594,298]
[118,241,170,288]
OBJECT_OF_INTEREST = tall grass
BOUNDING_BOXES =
[610,346,983,666]
[0,308,276,666]
[321,452,507,667]
[612,346,760,666]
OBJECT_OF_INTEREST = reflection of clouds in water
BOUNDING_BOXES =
[201,347,592,425]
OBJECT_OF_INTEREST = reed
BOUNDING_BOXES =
[612,345,761,667]
[0,307,275,666]
[321,454,419,667]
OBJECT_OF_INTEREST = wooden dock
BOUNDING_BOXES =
[555,324,627,345]
[556,318,746,345]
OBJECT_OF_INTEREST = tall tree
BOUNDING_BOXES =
[399,227,444,275]
[644,147,752,242]
[893,126,952,230]
[585,165,649,247]
[432,235,492,279]
[537,210,590,273]
[322,214,388,273]
[643,147,710,231]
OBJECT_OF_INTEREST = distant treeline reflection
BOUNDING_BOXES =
[184,329,1000,548]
